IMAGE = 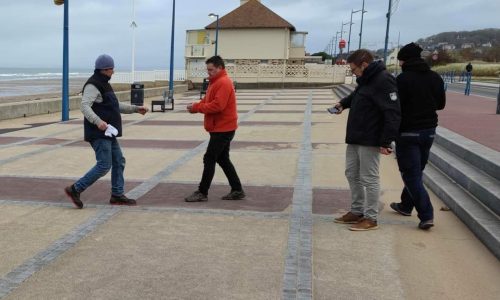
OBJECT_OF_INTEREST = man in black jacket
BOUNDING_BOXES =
[333,49,401,231]
[390,43,446,230]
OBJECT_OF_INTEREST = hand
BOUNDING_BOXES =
[97,121,108,131]
[334,103,343,114]
[187,103,196,114]
[137,106,149,115]
[380,147,393,155]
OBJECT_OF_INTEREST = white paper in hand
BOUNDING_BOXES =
[104,124,119,137]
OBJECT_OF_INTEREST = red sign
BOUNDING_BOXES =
[339,39,346,49]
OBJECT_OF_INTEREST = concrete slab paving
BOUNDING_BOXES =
[4,212,288,300]
[167,151,299,186]
[312,143,346,155]
[0,205,96,277]
[0,123,80,138]
[245,112,304,122]
[312,153,350,189]
[393,197,500,300]
[235,126,302,142]
[261,104,306,111]
[314,219,405,300]
[120,125,208,141]
[0,145,50,160]
[0,147,187,180]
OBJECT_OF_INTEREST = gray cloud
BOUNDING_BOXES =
[0,0,498,70]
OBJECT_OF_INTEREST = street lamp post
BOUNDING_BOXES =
[358,0,367,49]
[131,0,137,83]
[167,0,176,104]
[209,13,220,56]
[348,9,361,54]
[56,0,70,122]
[383,0,393,64]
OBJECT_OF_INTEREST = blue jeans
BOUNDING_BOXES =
[395,128,436,221]
[74,138,126,196]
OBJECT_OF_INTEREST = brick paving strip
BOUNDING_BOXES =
[282,91,314,300]
[0,207,119,298]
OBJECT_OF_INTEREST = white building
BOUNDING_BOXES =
[184,0,346,85]
[461,43,475,49]
[185,0,307,68]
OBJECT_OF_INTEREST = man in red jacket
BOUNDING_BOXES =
[185,56,245,202]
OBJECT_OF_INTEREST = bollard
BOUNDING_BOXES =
[497,84,500,114]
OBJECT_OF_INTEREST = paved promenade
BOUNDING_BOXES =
[0,89,498,299]
[440,91,499,151]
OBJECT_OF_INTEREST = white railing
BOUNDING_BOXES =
[187,63,348,84]
[110,70,187,84]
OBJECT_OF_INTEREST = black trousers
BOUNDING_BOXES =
[198,131,242,195]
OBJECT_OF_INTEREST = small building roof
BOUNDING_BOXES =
[205,0,296,31]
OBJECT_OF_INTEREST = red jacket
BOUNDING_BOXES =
[192,69,238,132]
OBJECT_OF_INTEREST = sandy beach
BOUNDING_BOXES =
[0,78,88,104]
[0,78,172,105]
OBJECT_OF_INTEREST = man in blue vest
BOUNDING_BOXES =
[64,54,148,209]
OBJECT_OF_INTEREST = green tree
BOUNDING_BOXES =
[425,50,456,66]
[460,48,475,61]
[484,47,500,62]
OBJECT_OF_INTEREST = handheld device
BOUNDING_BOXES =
[327,107,339,114]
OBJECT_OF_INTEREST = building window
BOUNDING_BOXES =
[291,33,306,47]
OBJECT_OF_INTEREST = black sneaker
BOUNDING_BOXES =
[390,202,412,216]
[418,219,434,230]
[110,194,137,206]
[65,185,83,209]
[185,191,208,202]
[221,190,246,200]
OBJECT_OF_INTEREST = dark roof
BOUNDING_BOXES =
[205,0,296,31]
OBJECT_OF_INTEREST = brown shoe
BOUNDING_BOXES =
[334,212,364,224]
[349,218,378,231]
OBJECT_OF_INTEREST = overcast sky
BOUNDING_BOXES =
[0,0,498,70]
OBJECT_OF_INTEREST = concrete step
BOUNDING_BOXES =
[435,127,500,181]
[423,164,500,260]
[333,84,355,100]
[337,84,355,96]
[430,143,500,216]
[333,88,345,100]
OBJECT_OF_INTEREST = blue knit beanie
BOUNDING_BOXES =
[95,54,115,69]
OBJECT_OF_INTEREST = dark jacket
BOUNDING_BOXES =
[340,61,401,148]
[397,58,446,132]
[83,71,122,142]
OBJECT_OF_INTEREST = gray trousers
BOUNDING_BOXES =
[345,144,381,221]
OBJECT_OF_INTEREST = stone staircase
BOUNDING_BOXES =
[333,84,500,260]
